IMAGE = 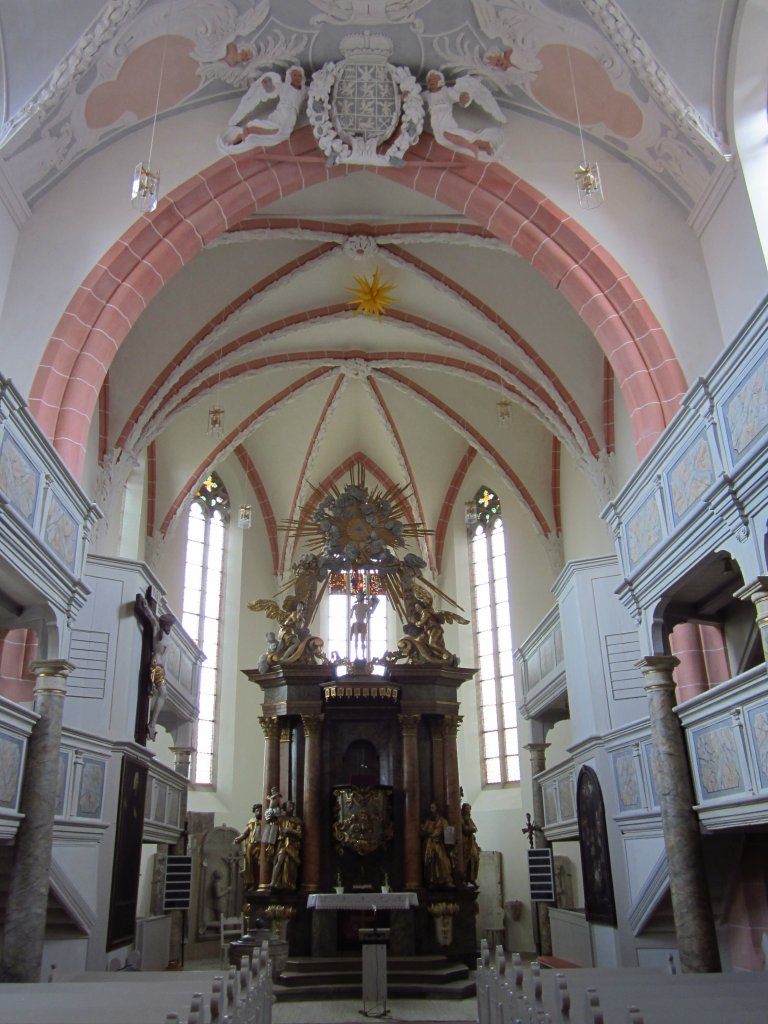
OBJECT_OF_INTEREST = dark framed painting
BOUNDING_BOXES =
[577,765,617,927]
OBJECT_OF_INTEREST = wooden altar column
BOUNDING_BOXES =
[301,713,324,893]
[399,713,422,889]
[258,715,280,890]
[443,714,464,885]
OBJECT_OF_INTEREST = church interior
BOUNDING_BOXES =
[1,0,768,1018]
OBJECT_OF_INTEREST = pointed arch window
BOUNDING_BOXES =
[182,473,228,786]
[468,486,519,785]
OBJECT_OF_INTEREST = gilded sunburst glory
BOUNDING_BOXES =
[347,268,397,316]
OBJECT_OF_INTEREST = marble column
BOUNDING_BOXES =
[300,713,324,893]
[638,656,721,973]
[169,746,193,779]
[279,722,292,797]
[428,720,446,810]
[0,659,73,982]
[442,714,464,885]
[399,713,421,890]
[525,740,552,957]
[258,715,280,890]
[736,577,768,662]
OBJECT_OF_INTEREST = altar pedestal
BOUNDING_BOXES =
[360,927,390,1017]
[307,892,418,958]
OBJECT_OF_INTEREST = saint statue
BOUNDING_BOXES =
[270,800,303,891]
[262,787,283,873]
[461,802,480,887]
[234,803,262,889]
[421,801,454,888]
[210,869,231,922]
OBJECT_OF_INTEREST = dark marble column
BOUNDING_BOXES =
[399,713,421,890]
[300,713,324,893]
[736,577,768,662]
[279,722,292,797]
[428,720,446,810]
[442,714,464,885]
[0,659,73,982]
[258,715,280,890]
[638,655,721,973]
[525,740,552,957]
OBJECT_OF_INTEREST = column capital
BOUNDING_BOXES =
[170,747,193,779]
[398,713,420,737]
[524,742,551,754]
[30,659,75,679]
[636,655,679,690]
[735,576,768,603]
[301,713,324,737]
[30,659,75,696]
[259,715,280,739]
[441,714,463,738]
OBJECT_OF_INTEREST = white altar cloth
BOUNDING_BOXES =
[306,892,418,911]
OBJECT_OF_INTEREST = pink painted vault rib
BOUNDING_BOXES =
[29,125,684,479]
[234,445,279,575]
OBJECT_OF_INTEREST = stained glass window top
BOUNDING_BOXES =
[195,472,228,515]
[475,487,501,524]
[329,570,384,596]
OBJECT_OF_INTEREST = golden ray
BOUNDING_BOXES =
[347,268,397,316]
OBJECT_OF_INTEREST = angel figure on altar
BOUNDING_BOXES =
[248,594,325,667]
[425,70,506,161]
[218,66,306,153]
[406,593,469,666]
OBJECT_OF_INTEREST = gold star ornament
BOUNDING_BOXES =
[347,268,397,316]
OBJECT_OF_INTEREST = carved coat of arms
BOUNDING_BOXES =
[308,33,424,166]
[332,784,393,855]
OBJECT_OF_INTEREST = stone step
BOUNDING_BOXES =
[282,954,460,975]
[274,954,476,1002]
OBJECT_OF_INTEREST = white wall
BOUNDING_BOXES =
[0,192,20,325]
[0,101,230,398]
[700,169,768,341]
[496,118,724,383]
[730,0,768,274]
[560,448,614,566]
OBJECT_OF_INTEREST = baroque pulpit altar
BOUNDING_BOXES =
[241,469,479,965]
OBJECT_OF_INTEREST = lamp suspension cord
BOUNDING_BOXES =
[563,37,588,167]
[147,34,169,170]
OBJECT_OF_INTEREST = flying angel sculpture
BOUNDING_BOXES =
[247,594,326,668]
[425,70,506,161]
[218,67,306,153]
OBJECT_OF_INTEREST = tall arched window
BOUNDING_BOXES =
[327,570,388,673]
[182,473,228,786]
[468,486,519,785]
